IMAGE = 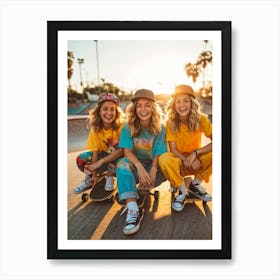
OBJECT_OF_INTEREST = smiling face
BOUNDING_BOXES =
[174,93,192,120]
[99,101,117,128]
[135,98,153,125]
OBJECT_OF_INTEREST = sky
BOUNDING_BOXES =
[68,40,212,94]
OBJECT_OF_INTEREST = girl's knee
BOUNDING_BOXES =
[76,155,86,172]
[159,153,171,168]
[76,151,92,172]
[116,158,133,176]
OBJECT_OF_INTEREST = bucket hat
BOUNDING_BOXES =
[172,84,195,98]
[131,89,155,102]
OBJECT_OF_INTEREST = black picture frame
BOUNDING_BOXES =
[47,21,231,259]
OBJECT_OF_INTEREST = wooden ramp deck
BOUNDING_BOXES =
[68,151,212,240]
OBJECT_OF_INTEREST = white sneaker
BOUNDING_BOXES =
[73,178,92,194]
[104,176,116,191]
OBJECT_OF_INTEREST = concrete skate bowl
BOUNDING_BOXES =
[68,116,90,152]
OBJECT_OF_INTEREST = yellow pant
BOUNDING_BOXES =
[159,152,212,187]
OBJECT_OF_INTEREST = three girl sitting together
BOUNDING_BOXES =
[73,84,212,235]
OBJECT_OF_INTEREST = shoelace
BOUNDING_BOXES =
[194,184,206,194]
[78,179,90,187]
[175,194,186,202]
[125,210,139,224]
[120,207,139,222]
[120,206,128,216]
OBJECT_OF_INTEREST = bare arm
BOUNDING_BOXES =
[98,148,124,165]
[148,155,159,187]
[196,140,212,156]
[86,148,124,172]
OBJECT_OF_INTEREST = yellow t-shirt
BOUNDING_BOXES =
[166,115,212,154]
[86,123,124,153]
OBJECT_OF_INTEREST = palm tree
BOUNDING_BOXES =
[67,51,74,92]
[185,62,200,83]
[196,40,212,88]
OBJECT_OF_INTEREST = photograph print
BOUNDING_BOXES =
[47,21,231,259]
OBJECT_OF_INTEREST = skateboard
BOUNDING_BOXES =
[138,190,160,205]
[171,185,208,205]
[81,176,116,203]
[185,192,207,204]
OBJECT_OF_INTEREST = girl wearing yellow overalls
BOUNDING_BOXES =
[159,84,212,212]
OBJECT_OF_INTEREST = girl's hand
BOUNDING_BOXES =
[191,158,202,171]
[183,153,196,169]
[136,164,153,189]
[86,159,104,172]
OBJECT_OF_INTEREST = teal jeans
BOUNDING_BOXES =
[116,157,166,202]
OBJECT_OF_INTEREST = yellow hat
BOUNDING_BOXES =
[172,84,195,98]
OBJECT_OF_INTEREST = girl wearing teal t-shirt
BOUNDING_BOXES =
[116,89,167,236]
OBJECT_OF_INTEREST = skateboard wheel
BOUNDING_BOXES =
[154,190,160,200]
[81,193,89,202]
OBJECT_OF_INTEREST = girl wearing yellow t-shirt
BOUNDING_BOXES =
[159,84,212,211]
[73,93,124,194]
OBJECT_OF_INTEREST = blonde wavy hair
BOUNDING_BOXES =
[166,94,202,133]
[88,101,124,133]
[125,100,163,137]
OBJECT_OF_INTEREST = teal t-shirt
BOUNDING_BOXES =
[119,123,167,160]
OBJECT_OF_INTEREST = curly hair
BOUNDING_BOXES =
[88,101,124,133]
[125,100,163,137]
[166,94,201,133]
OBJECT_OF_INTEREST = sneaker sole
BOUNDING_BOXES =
[123,211,144,235]
[104,187,116,192]
[73,187,91,194]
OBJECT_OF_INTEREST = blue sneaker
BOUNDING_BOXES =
[172,193,186,212]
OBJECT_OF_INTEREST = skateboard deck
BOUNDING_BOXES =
[81,176,115,202]
[185,192,203,202]
[185,192,210,204]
